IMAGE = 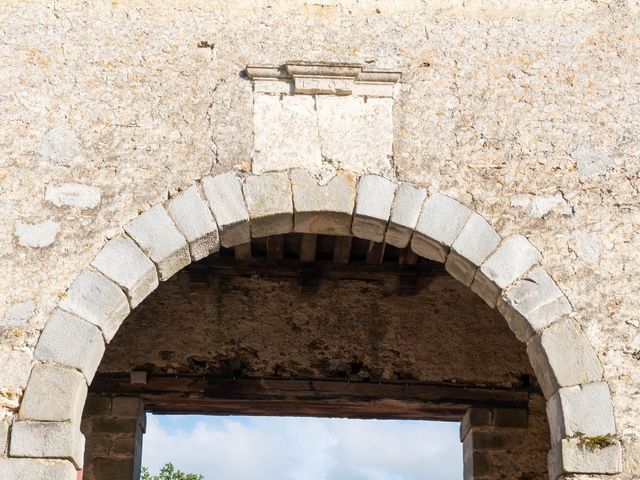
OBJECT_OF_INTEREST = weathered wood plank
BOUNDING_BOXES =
[299,234,318,262]
[267,235,284,261]
[333,236,353,264]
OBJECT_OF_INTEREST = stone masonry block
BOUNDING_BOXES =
[460,407,493,441]
[547,382,616,445]
[124,204,190,281]
[202,172,250,247]
[10,421,85,468]
[493,408,528,428]
[527,317,604,399]
[291,169,356,235]
[20,363,87,423]
[243,172,293,238]
[471,235,542,307]
[548,437,622,479]
[166,186,220,261]
[91,236,159,308]
[352,174,397,242]
[498,266,572,342]
[59,268,130,343]
[0,459,77,480]
[35,309,105,383]
[446,213,501,286]
[385,183,427,248]
[411,194,471,263]
[112,397,144,418]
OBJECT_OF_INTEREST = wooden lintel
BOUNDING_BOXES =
[366,241,386,265]
[90,374,530,422]
[333,236,353,264]
[299,234,318,263]
[267,235,284,261]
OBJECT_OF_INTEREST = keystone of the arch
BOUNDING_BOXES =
[11,167,621,478]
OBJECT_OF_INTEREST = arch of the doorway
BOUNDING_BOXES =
[3,168,622,479]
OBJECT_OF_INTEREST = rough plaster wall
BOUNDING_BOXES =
[100,276,531,385]
[0,0,638,475]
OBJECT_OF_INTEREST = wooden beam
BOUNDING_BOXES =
[186,257,446,283]
[333,236,353,264]
[299,234,317,262]
[267,235,284,261]
[366,241,386,265]
[90,374,531,422]
[234,243,252,260]
[399,247,418,265]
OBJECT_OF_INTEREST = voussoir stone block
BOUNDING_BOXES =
[548,437,622,479]
[351,174,397,242]
[291,169,356,236]
[0,459,77,480]
[20,363,87,423]
[59,268,129,342]
[202,172,250,247]
[91,236,159,308]
[471,234,542,307]
[243,172,293,238]
[445,213,501,286]
[166,186,220,261]
[547,382,616,445]
[35,309,105,383]
[124,204,190,281]
[385,183,427,248]
[0,419,8,455]
[527,317,604,399]
[10,421,85,468]
[498,266,572,342]
[411,194,471,263]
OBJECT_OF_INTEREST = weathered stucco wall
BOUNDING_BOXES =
[0,0,639,477]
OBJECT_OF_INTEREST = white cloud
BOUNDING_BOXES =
[142,415,462,480]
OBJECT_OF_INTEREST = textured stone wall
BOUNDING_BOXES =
[0,0,639,477]
[101,275,531,386]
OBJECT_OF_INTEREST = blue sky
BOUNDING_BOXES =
[142,414,462,480]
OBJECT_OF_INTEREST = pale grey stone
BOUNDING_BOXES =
[547,382,616,445]
[167,186,220,261]
[35,309,105,383]
[1,300,36,328]
[352,174,397,242]
[45,183,101,209]
[14,220,60,248]
[91,236,159,308]
[0,459,77,480]
[471,235,542,307]
[316,96,394,175]
[243,172,293,238]
[291,169,356,236]
[59,268,130,342]
[498,267,572,342]
[202,172,251,247]
[548,438,622,478]
[527,317,604,399]
[570,230,602,264]
[124,204,190,281]
[411,194,471,263]
[37,127,79,166]
[385,183,427,248]
[253,95,322,174]
[10,421,85,468]
[572,146,615,179]
[445,213,501,286]
[19,364,87,423]
[510,193,572,218]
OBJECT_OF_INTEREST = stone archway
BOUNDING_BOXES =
[3,168,621,479]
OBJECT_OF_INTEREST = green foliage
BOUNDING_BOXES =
[141,463,204,480]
